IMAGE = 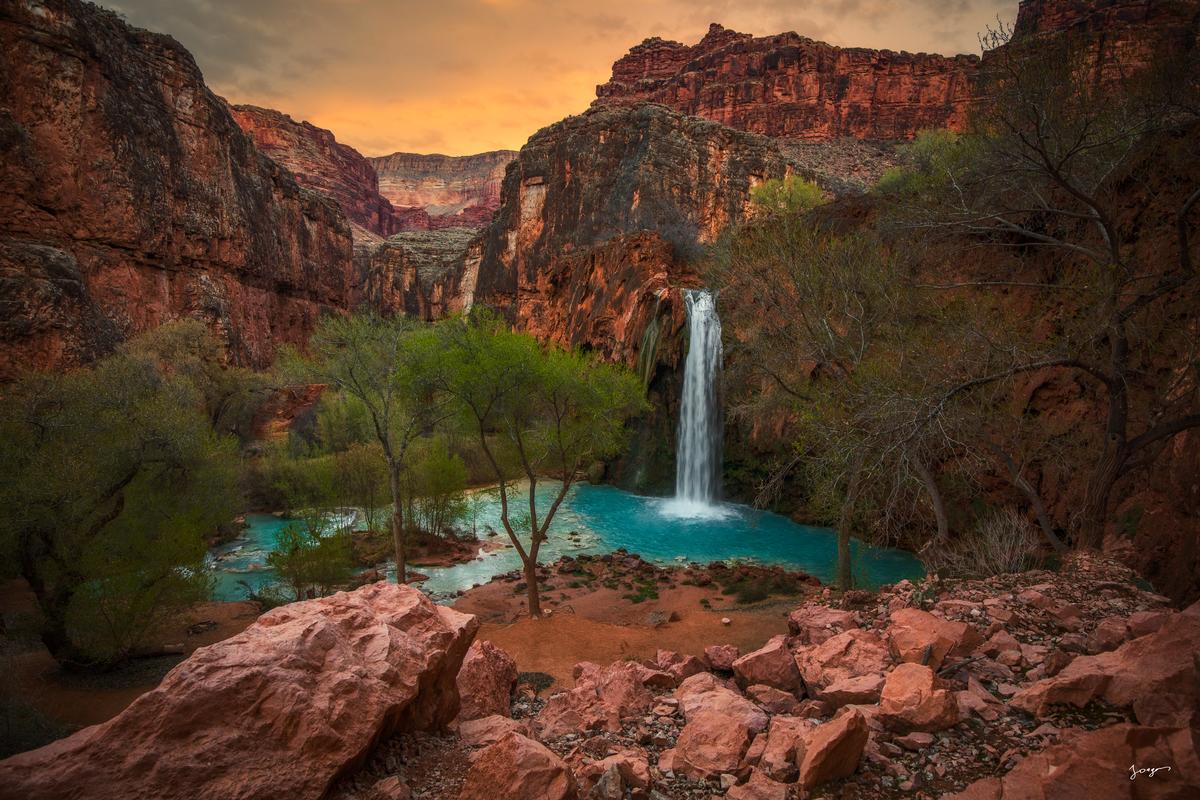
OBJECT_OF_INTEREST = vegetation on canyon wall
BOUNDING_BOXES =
[712,29,1199,590]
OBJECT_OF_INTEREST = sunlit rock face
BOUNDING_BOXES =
[0,0,355,377]
[229,104,401,238]
[353,228,475,321]
[369,151,517,232]
[594,23,979,141]
[593,2,1200,143]
[472,103,792,339]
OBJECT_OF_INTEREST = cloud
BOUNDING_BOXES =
[104,0,1014,154]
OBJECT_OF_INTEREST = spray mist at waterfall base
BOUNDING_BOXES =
[657,497,737,520]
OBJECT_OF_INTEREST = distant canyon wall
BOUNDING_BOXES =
[369,150,516,231]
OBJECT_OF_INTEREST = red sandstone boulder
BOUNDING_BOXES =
[370,776,414,800]
[535,660,673,738]
[795,629,891,690]
[814,673,885,708]
[754,715,812,781]
[1087,616,1131,654]
[888,608,980,669]
[670,674,769,780]
[705,644,740,671]
[655,649,708,681]
[457,639,518,721]
[459,732,578,800]
[733,635,801,691]
[946,724,1200,799]
[787,605,860,644]
[726,768,791,800]
[0,583,477,800]
[1011,603,1200,726]
[879,663,959,733]
[797,707,870,790]
[459,715,528,748]
[745,684,804,715]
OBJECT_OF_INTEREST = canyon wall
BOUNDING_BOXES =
[369,150,516,231]
[593,1,1200,142]
[228,104,400,238]
[0,0,355,377]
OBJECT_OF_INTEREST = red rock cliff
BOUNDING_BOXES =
[594,23,978,141]
[229,104,400,238]
[369,150,516,231]
[593,1,1200,141]
[0,0,355,377]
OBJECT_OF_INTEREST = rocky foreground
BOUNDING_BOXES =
[2,554,1197,800]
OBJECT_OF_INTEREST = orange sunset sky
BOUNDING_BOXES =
[105,0,1013,157]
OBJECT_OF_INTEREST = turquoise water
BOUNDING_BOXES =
[208,483,924,602]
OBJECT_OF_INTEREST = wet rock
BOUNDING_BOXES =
[0,583,477,800]
[457,640,518,721]
[879,663,959,733]
[459,732,578,800]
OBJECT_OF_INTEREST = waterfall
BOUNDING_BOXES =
[665,289,727,518]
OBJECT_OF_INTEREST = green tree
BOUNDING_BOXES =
[284,311,446,583]
[0,337,238,668]
[266,526,353,601]
[335,442,389,533]
[407,436,469,537]
[882,25,1200,547]
[433,313,647,616]
[750,176,824,217]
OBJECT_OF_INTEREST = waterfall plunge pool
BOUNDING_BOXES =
[208,482,925,603]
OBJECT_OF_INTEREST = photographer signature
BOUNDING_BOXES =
[1129,764,1171,780]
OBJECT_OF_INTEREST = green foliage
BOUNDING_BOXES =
[335,442,389,533]
[0,329,238,668]
[314,392,374,453]
[750,176,824,217]
[406,436,469,536]
[266,525,354,601]
[874,129,964,196]
[430,310,648,614]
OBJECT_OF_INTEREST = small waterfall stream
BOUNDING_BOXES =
[666,289,727,518]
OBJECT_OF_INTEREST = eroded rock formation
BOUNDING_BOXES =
[0,0,355,377]
[0,583,478,800]
[229,104,401,238]
[369,150,516,231]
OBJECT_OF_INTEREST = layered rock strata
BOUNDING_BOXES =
[0,0,354,376]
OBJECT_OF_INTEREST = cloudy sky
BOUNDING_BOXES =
[106,0,1013,157]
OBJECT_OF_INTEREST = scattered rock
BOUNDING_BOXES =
[787,605,859,644]
[459,732,578,800]
[705,644,740,671]
[733,635,801,691]
[795,629,891,690]
[888,607,980,669]
[879,663,959,733]
[797,707,870,790]
[457,640,518,721]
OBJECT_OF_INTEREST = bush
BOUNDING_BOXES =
[266,526,354,601]
[750,176,824,217]
[925,507,1042,578]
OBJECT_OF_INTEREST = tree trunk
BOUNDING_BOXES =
[989,444,1066,553]
[836,458,865,591]
[389,461,407,583]
[912,456,950,545]
[1078,447,1123,550]
[523,559,541,617]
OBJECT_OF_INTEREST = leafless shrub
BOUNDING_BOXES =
[925,506,1042,578]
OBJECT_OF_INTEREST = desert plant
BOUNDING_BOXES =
[925,507,1042,578]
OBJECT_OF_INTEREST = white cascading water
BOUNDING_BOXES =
[663,289,728,519]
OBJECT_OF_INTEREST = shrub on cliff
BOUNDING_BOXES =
[0,326,239,668]
[750,176,824,217]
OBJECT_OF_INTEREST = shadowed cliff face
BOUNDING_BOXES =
[0,0,354,377]
[229,104,400,238]
[368,151,516,231]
